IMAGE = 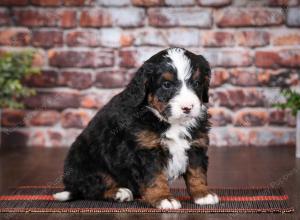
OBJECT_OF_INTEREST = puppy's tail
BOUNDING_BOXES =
[53,191,72,202]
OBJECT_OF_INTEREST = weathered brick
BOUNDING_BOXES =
[203,50,252,67]
[32,30,63,48]
[59,71,93,90]
[1,109,26,127]
[210,127,249,147]
[248,128,295,147]
[32,50,46,67]
[0,0,27,5]
[28,130,46,147]
[63,0,94,5]
[210,69,229,87]
[212,88,265,108]
[258,69,300,87]
[268,108,295,126]
[148,8,212,27]
[268,0,299,6]
[287,7,300,26]
[134,28,166,46]
[98,0,130,6]
[13,9,76,27]
[198,0,232,7]
[234,108,268,126]
[100,29,133,47]
[216,8,283,27]
[272,31,300,45]
[166,28,200,47]
[0,28,31,46]
[24,70,59,87]
[236,31,270,47]
[208,107,232,126]
[64,129,82,146]
[31,0,62,6]
[47,130,64,147]
[0,8,11,25]
[95,70,129,88]
[66,30,100,47]
[165,0,195,6]
[48,49,114,68]
[132,0,164,6]
[80,90,122,109]
[255,49,300,68]
[24,91,80,109]
[230,69,259,86]
[201,31,234,47]
[61,109,92,128]
[80,8,145,27]
[26,110,60,126]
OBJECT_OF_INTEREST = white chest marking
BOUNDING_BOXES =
[163,124,191,181]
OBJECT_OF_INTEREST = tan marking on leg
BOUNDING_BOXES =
[190,133,209,148]
[141,172,172,207]
[184,167,209,199]
[136,130,161,149]
[101,174,118,200]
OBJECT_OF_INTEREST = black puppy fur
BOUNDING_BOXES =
[58,48,213,207]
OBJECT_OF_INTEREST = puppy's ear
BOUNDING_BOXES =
[198,55,211,103]
[124,62,156,107]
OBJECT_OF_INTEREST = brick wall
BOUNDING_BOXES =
[1,0,299,148]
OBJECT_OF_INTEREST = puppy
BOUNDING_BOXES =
[53,48,218,209]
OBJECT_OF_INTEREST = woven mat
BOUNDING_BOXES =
[0,186,294,213]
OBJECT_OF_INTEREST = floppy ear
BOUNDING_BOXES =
[124,62,156,107]
[198,55,211,103]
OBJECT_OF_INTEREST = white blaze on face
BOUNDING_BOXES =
[166,48,203,124]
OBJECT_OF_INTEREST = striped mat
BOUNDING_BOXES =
[0,186,294,213]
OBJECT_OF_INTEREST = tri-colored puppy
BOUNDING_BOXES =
[53,48,219,209]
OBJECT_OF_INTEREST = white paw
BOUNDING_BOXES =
[115,188,133,202]
[194,193,219,205]
[53,191,71,201]
[156,198,182,209]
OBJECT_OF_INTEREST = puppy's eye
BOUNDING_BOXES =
[162,81,172,89]
[192,80,201,88]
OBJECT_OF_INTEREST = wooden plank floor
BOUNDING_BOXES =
[0,146,299,219]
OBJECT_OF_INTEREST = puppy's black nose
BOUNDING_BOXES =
[181,106,192,114]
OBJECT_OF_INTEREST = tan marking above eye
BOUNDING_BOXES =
[148,94,167,113]
[162,72,174,81]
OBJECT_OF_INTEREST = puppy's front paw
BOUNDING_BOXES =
[194,193,219,205]
[115,188,133,202]
[156,198,181,209]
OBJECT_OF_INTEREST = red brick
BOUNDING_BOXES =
[31,0,62,6]
[201,31,234,47]
[1,109,26,127]
[24,91,80,110]
[63,0,94,5]
[148,8,212,27]
[203,50,252,67]
[61,109,91,128]
[13,9,76,27]
[198,0,231,7]
[59,71,93,90]
[95,70,129,88]
[258,69,299,87]
[230,69,259,86]
[248,128,295,147]
[0,9,11,25]
[269,109,293,126]
[26,110,60,126]
[0,0,27,5]
[272,31,300,46]
[119,49,137,68]
[32,50,46,67]
[216,8,283,27]
[256,49,300,68]
[212,88,265,108]
[234,108,268,127]
[80,8,145,27]
[66,30,100,47]
[32,30,63,48]
[210,69,229,87]
[132,0,164,6]
[48,49,114,68]
[210,127,249,147]
[28,130,46,147]
[236,31,270,47]
[24,70,59,87]
[80,90,122,109]
[208,107,232,126]
[0,28,31,46]
[47,130,64,147]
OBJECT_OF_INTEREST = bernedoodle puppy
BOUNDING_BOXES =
[53,47,219,209]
